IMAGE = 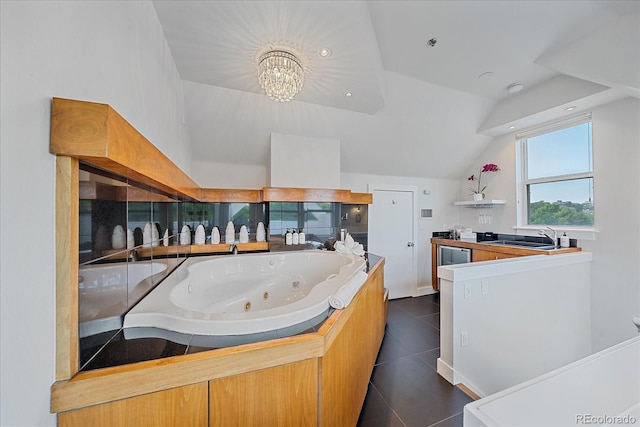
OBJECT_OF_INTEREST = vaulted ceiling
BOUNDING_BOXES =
[152,1,640,180]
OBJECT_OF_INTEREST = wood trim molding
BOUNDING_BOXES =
[348,192,373,204]
[262,187,351,203]
[55,156,79,380]
[50,98,200,200]
[200,188,262,203]
[52,98,373,204]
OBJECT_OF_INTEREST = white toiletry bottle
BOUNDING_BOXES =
[560,232,570,248]
[299,228,306,245]
[285,229,293,245]
[292,229,299,245]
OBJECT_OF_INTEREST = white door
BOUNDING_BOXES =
[368,186,417,299]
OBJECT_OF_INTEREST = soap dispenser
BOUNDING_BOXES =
[292,229,299,245]
[560,232,570,248]
[298,228,306,245]
[285,229,293,245]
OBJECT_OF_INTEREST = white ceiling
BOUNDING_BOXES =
[152,0,640,180]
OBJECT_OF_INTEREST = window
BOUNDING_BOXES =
[268,202,340,243]
[517,114,594,227]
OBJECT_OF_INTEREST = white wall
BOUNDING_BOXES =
[456,97,640,352]
[0,2,190,425]
[269,133,340,188]
[438,252,593,397]
[192,160,267,189]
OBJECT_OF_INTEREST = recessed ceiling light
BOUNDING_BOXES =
[565,106,576,111]
[344,92,352,97]
[507,83,524,94]
[318,48,332,57]
[478,72,494,79]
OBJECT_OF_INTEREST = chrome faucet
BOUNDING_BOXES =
[229,244,238,255]
[129,249,139,262]
[538,227,558,248]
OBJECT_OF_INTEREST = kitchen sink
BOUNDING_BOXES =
[480,240,557,250]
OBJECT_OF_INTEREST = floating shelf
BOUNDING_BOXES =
[101,242,269,259]
[454,199,506,208]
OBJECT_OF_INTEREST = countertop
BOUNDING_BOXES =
[430,238,581,256]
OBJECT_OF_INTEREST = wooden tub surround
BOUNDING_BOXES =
[50,97,381,426]
[53,257,386,426]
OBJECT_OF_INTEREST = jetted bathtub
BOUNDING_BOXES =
[124,251,367,336]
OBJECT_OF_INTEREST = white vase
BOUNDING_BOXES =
[111,225,126,249]
[225,221,235,244]
[194,224,206,245]
[256,222,266,242]
[239,225,249,243]
[473,193,485,201]
[179,225,191,245]
[211,226,220,244]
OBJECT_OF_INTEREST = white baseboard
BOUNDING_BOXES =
[437,357,455,384]
[415,285,438,296]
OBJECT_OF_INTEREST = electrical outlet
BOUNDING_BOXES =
[460,331,468,347]
[464,283,471,298]
[481,280,489,295]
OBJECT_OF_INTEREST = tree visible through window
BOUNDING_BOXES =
[518,116,594,227]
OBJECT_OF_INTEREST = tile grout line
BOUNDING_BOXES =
[367,381,409,427]
[428,411,463,427]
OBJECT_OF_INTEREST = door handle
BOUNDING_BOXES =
[407,242,415,247]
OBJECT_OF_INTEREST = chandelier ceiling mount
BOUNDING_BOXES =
[257,46,306,102]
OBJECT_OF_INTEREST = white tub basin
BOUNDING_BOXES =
[464,336,640,426]
[124,251,367,336]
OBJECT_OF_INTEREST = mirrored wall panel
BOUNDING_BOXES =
[78,164,184,369]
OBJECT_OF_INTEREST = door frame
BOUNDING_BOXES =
[367,184,418,297]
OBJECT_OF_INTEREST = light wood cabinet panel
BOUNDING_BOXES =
[319,260,385,427]
[209,360,318,427]
[58,383,208,427]
[55,156,79,380]
[472,249,519,262]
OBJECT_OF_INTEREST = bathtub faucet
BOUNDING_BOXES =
[538,226,558,248]
[129,249,139,262]
[229,244,238,255]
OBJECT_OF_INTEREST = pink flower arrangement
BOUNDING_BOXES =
[468,163,500,195]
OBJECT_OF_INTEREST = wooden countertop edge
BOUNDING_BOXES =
[50,255,384,414]
[51,333,323,413]
[430,238,581,256]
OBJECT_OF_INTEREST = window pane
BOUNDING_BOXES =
[526,122,592,179]
[527,178,594,226]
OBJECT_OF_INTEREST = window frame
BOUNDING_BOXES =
[515,113,596,233]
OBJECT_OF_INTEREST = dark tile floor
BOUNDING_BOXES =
[357,294,474,427]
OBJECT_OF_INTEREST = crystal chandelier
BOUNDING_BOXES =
[257,50,304,102]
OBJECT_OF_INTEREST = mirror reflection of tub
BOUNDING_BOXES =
[79,258,180,338]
